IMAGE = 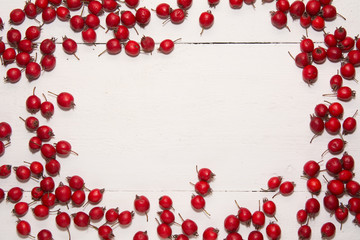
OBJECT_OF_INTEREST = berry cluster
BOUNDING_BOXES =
[290,26,360,85]
[268,0,345,33]
[298,151,360,239]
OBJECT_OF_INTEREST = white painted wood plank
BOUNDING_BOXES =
[0,0,359,43]
[0,0,359,239]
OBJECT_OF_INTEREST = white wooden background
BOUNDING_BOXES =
[0,0,359,239]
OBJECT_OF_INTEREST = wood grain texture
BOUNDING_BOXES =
[0,0,359,239]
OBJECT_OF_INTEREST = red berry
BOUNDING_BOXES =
[305,197,320,217]
[82,28,97,44]
[302,65,318,84]
[118,210,134,226]
[321,222,336,238]
[56,6,70,21]
[340,63,356,80]
[121,10,136,28]
[88,188,104,204]
[328,179,345,196]
[37,229,52,240]
[307,178,322,194]
[125,40,140,57]
[330,74,343,91]
[296,209,308,224]
[270,11,288,30]
[157,222,172,239]
[134,195,150,220]
[327,138,346,155]
[334,27,347,41]
[159,39,177,54]
[306,0,321,16]
[323,193,339,213]
[180,216,198,236]
[341,152,355,171]
[203,227,219,240]
[10,9,26,25]
[105,12,120,30]
[289,0,305,19]
[89,206,105,221]
[311,16,325,31]
[25,62,42,81]
[229,0,244,9]
[298,225,311,239]
[105,208,119,223]
[114,25,129,42]
[266,223,281,240]
[70,15,85,32]
[5,68,22,83]
[8,187,24,203]
[73,212,90,228]
[170,9,186,24]
[156,3,172,18]
[224,214,240,233]
[140,36,155,53]
[125,0,139,8]
[88,0,103,16]
[136,7,151,27]
[300,38,314,53]
[16,220,31,237]
[178,0,192,9]
[328,102,344,118]
[199,11,214,34]
[62,37,79,59]
[158,210,175,224]
[303,160,320,177]
[324,33,337,48]
[252,210,265,228]
[159,195,173,210]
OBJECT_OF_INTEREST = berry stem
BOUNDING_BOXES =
[178,213,184,222]
[288,51,295,60]
[73,53,80,60]
[66,227,71,240]
[235,200,240,209]
[19,116,26,122]
[352,110,358,118]
[47,91,58,97]
[98,50,107,57]
[42,93,48,102]
[202,208,211,217]
[337,13,346,20]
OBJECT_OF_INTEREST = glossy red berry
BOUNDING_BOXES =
[289,0,305,19]
[156,3,172,18]
[199,11,214,34]
[125,40,140,57]
[16,220,31,237]
[224,214,240,233]
[159,39,176,54]
[302,65,318,84]
[270,11,288,30]
[134,195,150,220]
[266,223,281,240]
[178,0,192,9]
[136,7,151,27]
[321,222,336,238]
[118,210,134,226]
[8,187,23,203]
[140,36,155,53]
[305,198,320,217]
